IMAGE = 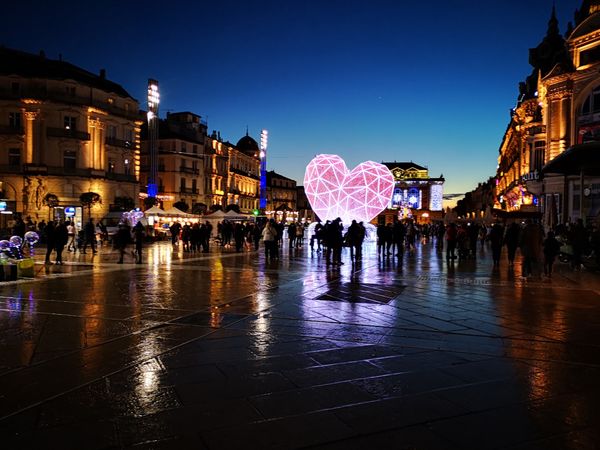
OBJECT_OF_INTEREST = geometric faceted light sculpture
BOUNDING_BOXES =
[304,154,395,224]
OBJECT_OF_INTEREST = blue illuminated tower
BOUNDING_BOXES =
[147,79,160,198]
[259,129,268,209]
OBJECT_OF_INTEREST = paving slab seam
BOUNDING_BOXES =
[0,318,218,380]
[0,294,205,316]
[0,323,230,422]
[240,381,536,447]
[0,307,181,324]
[0,265,129,286]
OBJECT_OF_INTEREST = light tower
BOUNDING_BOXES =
[259,129,268,209]
[147,79,160,199]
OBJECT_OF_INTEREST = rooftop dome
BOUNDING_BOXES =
[236,133,260,156]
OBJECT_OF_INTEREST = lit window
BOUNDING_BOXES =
[64,116,76,130]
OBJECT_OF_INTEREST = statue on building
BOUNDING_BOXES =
[35,177,47,210]
[22,177,32,214]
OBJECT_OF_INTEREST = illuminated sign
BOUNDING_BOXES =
[0,201,6,211]
[304,154,394,224]
[65,207,76,217]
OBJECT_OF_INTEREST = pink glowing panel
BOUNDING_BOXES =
[304,154,395,224]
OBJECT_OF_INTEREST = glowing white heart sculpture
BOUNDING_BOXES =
[304,154,394,224]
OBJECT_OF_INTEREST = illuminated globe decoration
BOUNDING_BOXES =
[304,154,395,224]
[9,235,23,259]
[122,209,144,227]
[0,240,10,256]
[24,231,40,256]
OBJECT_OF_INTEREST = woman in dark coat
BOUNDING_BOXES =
[488,223,504,267]
[44,221,56,265]
[504,222,520,267]
[54,221,69,264]
[115,222,131,264]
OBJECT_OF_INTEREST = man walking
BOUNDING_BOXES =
[82,218,97,254]
[133,221,145,264]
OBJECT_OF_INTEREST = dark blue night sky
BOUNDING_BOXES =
[1,0,582,200]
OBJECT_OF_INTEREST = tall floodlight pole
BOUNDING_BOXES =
[259,129,268,209]
[147,79,160,199]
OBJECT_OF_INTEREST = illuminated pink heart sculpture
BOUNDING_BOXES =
[304,154,394,224]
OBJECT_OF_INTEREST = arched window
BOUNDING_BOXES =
[580,85,600,115]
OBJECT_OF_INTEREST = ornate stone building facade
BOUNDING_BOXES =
[266,171,297,221]
[0,47,142,226]
[495,1,600,225]
[379,162,444,223]
[139,118,260,214]
[226,134,260,214]
[140,112,208,212]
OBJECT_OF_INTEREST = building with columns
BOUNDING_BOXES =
[495,1,600,225]
[140,112,208,212]
[266,171,297,221]
[226,134,260,214]
[379,162,444,224]
[0,47,142,226]
[139,116,260,214]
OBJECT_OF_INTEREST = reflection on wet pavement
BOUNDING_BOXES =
[1,240,600,448]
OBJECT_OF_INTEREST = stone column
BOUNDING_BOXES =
[88,118,105,170]
[86,118,96,169]
[97,121,105,170]
[24,110,39,165]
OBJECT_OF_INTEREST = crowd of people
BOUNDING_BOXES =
[5,215,144,264]
[7,212,600,277]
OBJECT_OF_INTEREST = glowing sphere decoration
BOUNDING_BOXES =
[9,236,23,248]
[122,210,144,227]
[24,231,40,256]
[9,235,23,259]
[0,240,10,252]
[304,154,395,224]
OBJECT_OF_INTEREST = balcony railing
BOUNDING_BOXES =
[0,125,24,135]
[140,165,166,172]
[0,87,143,121]
[0,164,23,174]
[106,172,137,182]
[179,166,199,175]
[179,187,198,194]
[47,127,90,140]
[0,164,136,182]
[105,137,134,149]
[24,164,48,175]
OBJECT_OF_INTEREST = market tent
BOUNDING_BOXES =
[144,206,166,215]
[203,210,227,219]
[224,210,252,221]
[164,206,195,217]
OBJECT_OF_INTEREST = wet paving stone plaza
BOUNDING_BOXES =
[1,240,600,449]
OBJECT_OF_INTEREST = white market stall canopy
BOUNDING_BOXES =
[163,206,196,217]
[224,210,252,221]
[203,210,252,221]
[203,210,227,219]
[144,206,199,221]
[144,206,166,215]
